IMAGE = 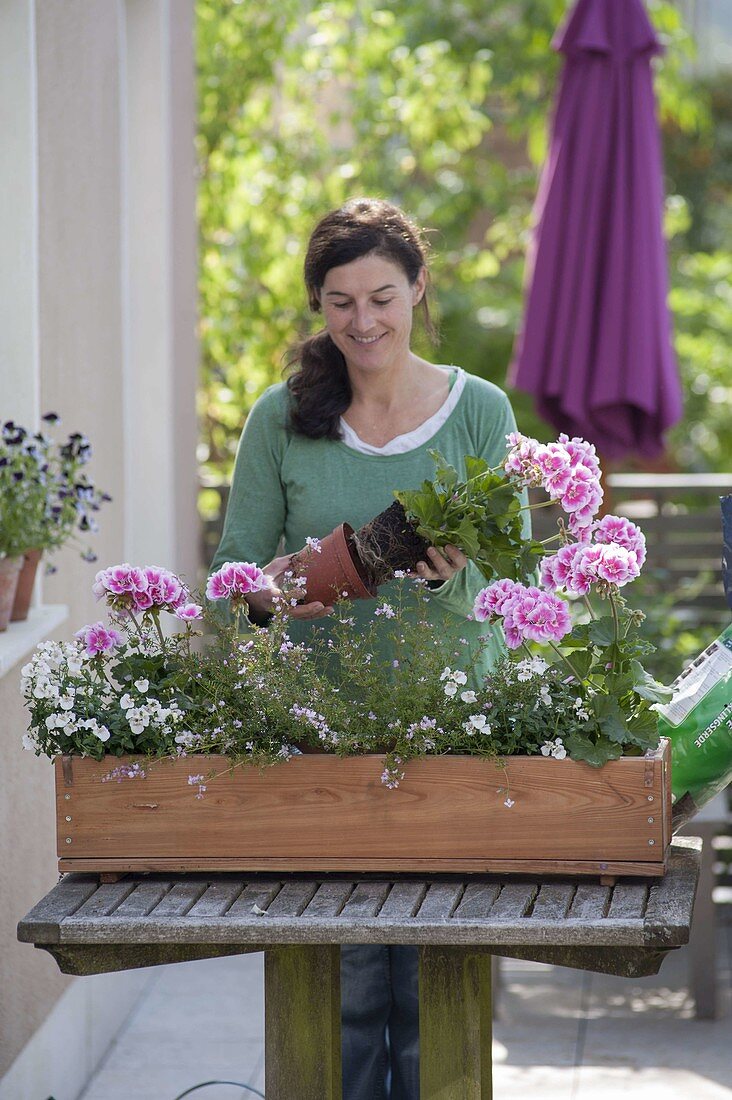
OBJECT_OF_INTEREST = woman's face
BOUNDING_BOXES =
[320,252,425,376]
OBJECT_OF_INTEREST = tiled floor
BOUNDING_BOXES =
[79,911,731,1100]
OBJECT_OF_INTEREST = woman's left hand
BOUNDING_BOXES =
[415,544,468,584]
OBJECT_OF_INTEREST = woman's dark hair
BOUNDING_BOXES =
[286,198,437,439]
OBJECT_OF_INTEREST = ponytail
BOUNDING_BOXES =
[286,330,351,440]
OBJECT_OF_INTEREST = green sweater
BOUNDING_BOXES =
[211,371,525,687]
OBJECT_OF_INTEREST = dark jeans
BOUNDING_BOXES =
[341,944,419,1100]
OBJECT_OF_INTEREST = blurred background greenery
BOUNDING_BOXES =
[195,0,732,678]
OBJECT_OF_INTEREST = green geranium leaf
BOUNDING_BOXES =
[588,617,616,646]
[591,695,629,743]
[629,660,673,704]
[464,455,489,480]
[565,649,593,681]
[625,706,661,749]
[565,732,623,768]
[427,449,458,491]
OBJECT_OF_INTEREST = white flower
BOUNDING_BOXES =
[443,682,458,697]
[45,714,59,730]
[80,718,111,742]
[460,690,477,704]
[126,708,150,735]
[134,678,149,693]
[539,685,552,707]
[67,656,84,676]
[541,738,567,759]
[440,667,453,681]
[453,670,467,686]
[468,714,489,732]
[22,732,36,751]
[120,693,134,711]
[59,693,76,711]
[504,797,515,808]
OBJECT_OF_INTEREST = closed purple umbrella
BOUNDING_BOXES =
[510,0,683,460]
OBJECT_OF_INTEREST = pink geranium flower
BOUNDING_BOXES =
[75,621,123,658]
[174,603,204,621]
[206,561,269,605]
[473,578,521,621]
[594,545,640,587]
[594,514,647,568]
[92,563,189,614]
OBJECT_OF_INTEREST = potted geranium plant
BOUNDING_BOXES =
[19,431,677,880]
[0,415,111,627]
[291,433,601,604]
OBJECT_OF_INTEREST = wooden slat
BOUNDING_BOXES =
[453,883,502,920]
[265,881,318,918]
[417,882,465,921]
[108,881,172,917]
[607,883,648,920]
[531,883,575,920]
[17,875,99,942]
[301,881,354,919]
[148,881,209,918]
[186,880,247,917]
[568,884,611,920]
[378,881,427,920]
[644,838,701,938]
[339,881,391,918]
[227,881,282,917]
[74,882,137,917]
[489,884,538,920]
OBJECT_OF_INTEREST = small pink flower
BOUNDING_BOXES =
[206,561,269,604]
[541,544,584,591]
[594,545,640,587]
[175,603,204,621]
[503,434,543,483]
[560,465,599,514]
[568,544,603,595]
[558,434,601,476]
[594,514,646,568]
[75,621,123,657]
[473,579,521,621]
[535,443,572,494]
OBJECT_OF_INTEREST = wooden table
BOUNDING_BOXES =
[18,837,701,1099]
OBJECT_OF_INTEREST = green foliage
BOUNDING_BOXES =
[0,418,109,559]
[21,575,664,780]
[196,0,712,492]
[394,448,544,582]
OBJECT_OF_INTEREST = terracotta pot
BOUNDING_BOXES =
[291,523,376,605]
[11,548,43,622]
[0,556,23,632]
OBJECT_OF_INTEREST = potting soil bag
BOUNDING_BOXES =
[657,622,732,830]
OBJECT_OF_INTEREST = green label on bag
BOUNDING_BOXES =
[657,622,732,809]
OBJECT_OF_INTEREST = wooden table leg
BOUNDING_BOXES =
[264,944,341,1099]
[419,945,493,1099]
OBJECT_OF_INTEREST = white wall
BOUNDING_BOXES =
[0,1,198,1094]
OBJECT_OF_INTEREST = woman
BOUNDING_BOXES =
[211,197,524,1099]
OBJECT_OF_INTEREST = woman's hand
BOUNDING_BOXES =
[246,553,334,621]
[414,544,468,584]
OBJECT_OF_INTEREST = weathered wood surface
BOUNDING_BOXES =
[55,745,671,876]
[419,947,493,1099]
[20,839,700,961]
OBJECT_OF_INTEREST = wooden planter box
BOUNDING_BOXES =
[56,740,671,880]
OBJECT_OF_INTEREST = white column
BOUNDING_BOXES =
[122,0,199,581]
[0,0,39,425]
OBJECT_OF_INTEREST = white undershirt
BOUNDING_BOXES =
[339,368,465,456]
